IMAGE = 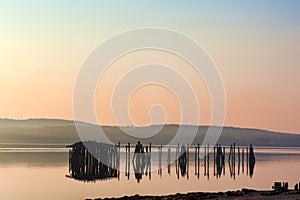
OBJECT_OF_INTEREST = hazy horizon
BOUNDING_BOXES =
[0,117,299,135]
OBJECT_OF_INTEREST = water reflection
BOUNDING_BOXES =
[179,145,187,177]
[227,144,256,179]
[132,142,151,183]
[67,142,256,183]
[67,142,120,182]
[249,144,256,178]
[2,147,300,200]
[215,144,225,178]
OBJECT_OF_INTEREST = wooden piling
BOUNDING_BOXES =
[242,148,244,174]
[207,143,210,180]
[246,146,249,175]
[177,143,180,179]
[197,144,200,178]
[233,143,236,179]
[158,146,162,177]
[204,144,206,176]
[149,142,152,180]
[128,142,130,179]
[168,148,171,175]
[238,147,240,175]
[223,146,225,162]
[214,145,216,176]
[175,144,178,178]
[67,142,119,182]
[187,144,189,179]
[194,146,197,175]
[238,147,240,163]
[125,144,128,176]
[222,146,225,176]
[233,143,236,164]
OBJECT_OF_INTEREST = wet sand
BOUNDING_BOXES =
[91,189,300,200]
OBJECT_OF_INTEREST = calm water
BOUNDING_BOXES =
[1,147,300,200]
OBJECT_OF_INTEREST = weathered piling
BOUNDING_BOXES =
[177,143,180,179]
[175,143,179,179]
[187,144,189,179]
[238,147,240,163]
[148,142,152,180]
[118,142,120,179]
[242,148,244,174]
[207,143,210,180]
[125,144,128,176]
[215,144,224,178]
[68,148,72,172]
[223,147,225,162]
[197,144,200,178]
[238,147,240,175]
[249,144,256,178]
[67,141,119,182]
[179,144,187,177]
[215,144,220,178]
[204,144,206,176]
[213,145,216,176]
[194,146,197,175]
[158,145,162,177]
[127,142,130,179]
[246,146,249,175]
[295,183,299,191]
[233,143,236,179]
[273,181,289,192]
[167,147,171,175]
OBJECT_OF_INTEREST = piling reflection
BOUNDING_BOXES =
[131,141,151,183]
[227,143,256,179]
[249,144,256,178]
[179,145,187,177]
[67,142,255,183]
[66,141,120,182]
[215,144,225,178]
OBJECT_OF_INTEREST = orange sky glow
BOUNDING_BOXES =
[0,1,299,134]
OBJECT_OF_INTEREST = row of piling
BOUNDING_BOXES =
[67,142,255,182]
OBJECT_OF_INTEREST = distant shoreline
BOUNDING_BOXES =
[1,118,300,147]
[90,189,300,200]
[2,144,300,149]
[1,118,299,135]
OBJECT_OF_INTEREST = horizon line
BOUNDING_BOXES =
[0,117,298,135]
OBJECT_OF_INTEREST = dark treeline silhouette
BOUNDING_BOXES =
[2,118,300,148]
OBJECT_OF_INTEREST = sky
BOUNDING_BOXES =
[0,0,300,133]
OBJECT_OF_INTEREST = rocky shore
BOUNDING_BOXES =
[89,189,300,200]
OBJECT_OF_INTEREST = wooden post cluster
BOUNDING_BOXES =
[67,141,119,182]
[214,144,225,178]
